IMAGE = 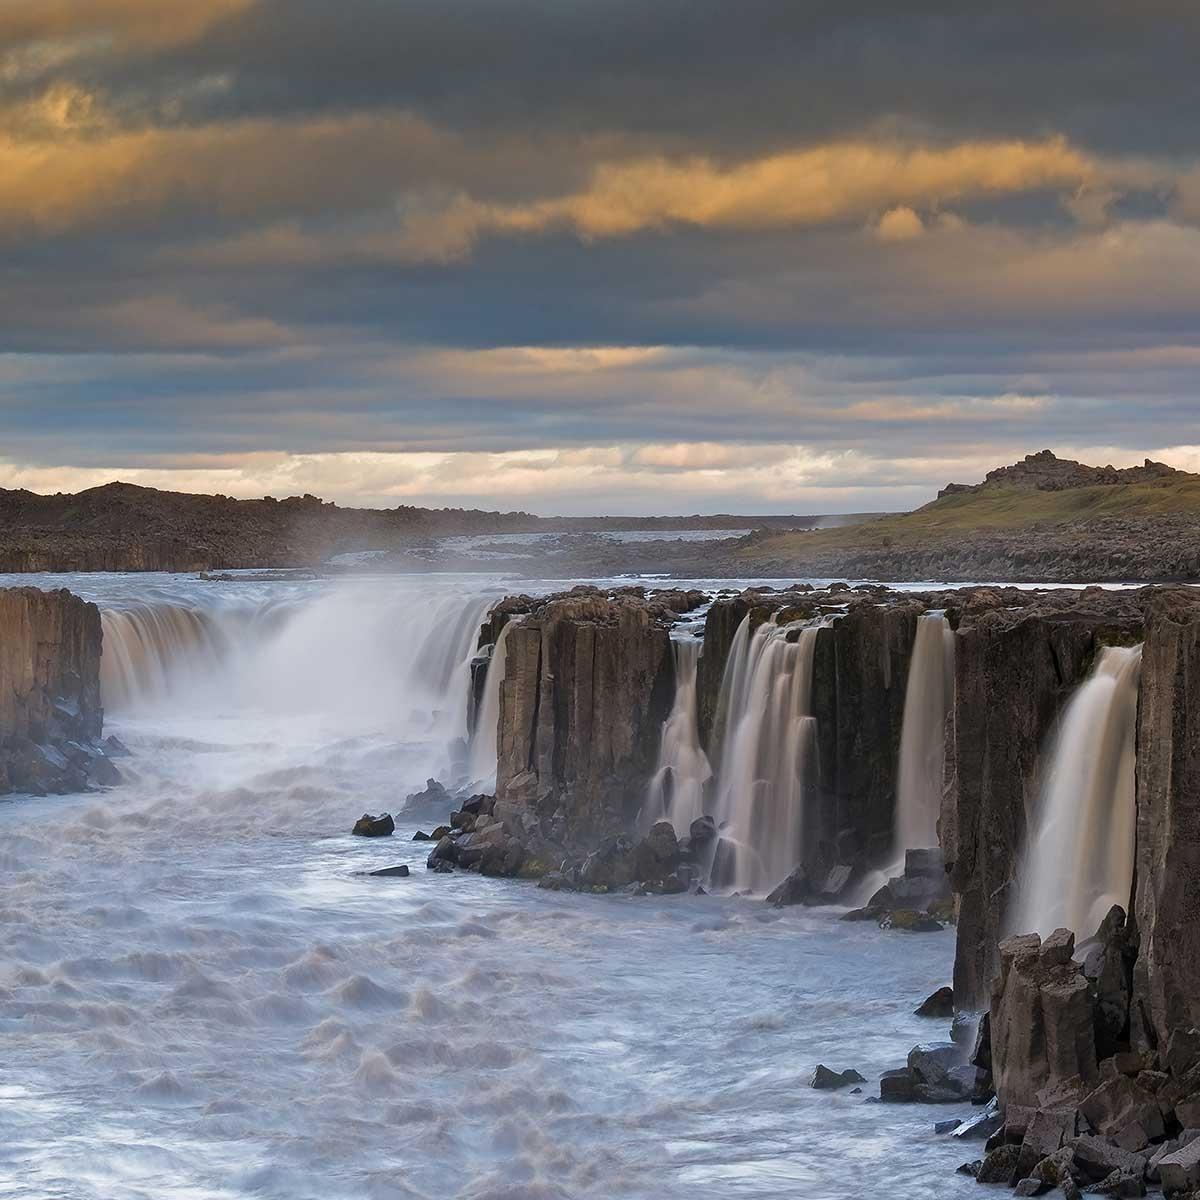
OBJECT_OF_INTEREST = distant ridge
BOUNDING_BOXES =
[938,449,1186,498]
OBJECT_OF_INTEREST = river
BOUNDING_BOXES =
[0,572,979,1199]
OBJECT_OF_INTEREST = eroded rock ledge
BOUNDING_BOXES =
[0,586,115,795]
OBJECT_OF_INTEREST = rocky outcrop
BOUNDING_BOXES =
[492,587,693,846]
[1131,592,1200,1059]
[943,590,1145,1007]
[0,587,109,794]
[939,450,1183,497]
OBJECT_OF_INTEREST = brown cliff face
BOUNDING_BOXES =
[0,587,105,794]
[493,589,679,844]
[1132,593,1200,1054]
[944,594,1145,1008]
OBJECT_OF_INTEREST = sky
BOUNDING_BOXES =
[2,1,1200,515]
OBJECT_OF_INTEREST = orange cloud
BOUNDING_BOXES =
[0,0,253,51]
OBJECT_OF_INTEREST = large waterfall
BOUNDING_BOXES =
[466,618,518,787]
[710,615,822,894]
[894,613,955,852]
[1012,644,1143,939]
[98,581,494,749]
[645,635,712,832]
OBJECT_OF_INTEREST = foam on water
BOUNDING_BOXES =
[0,571,975,1199]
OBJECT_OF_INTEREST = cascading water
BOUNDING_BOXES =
[894,613,955,853]
[1012,644,1143,939]
[466,618,519,787]
[710,615,821,894]
[101,604,233,710]
[644,635,712,832]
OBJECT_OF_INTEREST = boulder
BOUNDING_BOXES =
[915,986,955,1018]
[766,868,809,907]
[1071,1136,1148,1183]
[809,1064,865,1090]
[352,813,395,837]
[1158,1138,1200,1195]
[367,864,410,878]
[977,1143,1022,1184]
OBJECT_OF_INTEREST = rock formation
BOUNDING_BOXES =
[944,588,1145,1007]
[0,586,111,794]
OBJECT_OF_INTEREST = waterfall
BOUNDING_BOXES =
[1012,644,1143,939]
[645,636,712,832]
[99,583,495,750]
[710,615,821,894]
[894,613,955,852]
[101,604,233,711]
[466,619,518,787]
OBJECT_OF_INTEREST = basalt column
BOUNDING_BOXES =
[494,592,676,844]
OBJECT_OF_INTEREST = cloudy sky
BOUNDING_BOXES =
[3,2,1199,513]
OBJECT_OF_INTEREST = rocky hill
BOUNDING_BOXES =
[737,451,1200,582]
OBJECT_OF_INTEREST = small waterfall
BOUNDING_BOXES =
[894,613,955,852]
[710,615,821,894]
[466,619,518,788]
[645,636,712,832]
[1013,644,1143,939]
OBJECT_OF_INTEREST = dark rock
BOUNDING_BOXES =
[879,1068,917,1102]
[907,1041,979,1102]
[479,839,526,878]
[367,864,410,877]
[404,778,450,810]
[1071,1136,1148,1183]
[840,906,884,922]
[935,1119,962,1134]
[991,931,1098,1108]
[428,859,453,874]
[412,831,432,841]
[1079,1076,1164,1148]
[103,734,131,757]
[978,1143,1022,1184]
[952,1101,1004,1140]
[430,825,451,840]
[1157,1138,1200,1195]
[1082,907,1134,1060]
[426,835,459,868]
[956,1161,981,1177]
[766,868,809,907]
[352,813,395,837]
[1084,1169,1146,1197]
[689,815,717,845]
[810,1064,866,1090]
[1015,1179,1051,1196]
[915,986,955,1018]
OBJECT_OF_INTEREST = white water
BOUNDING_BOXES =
[0,571,975,1199]
[1012,644,1143,939]
[466,618,518,788]
[894,614,955,854]
[644,635,712,833]
[710,617,822,895]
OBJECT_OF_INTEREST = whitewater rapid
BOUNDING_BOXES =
[0,572,974,1199]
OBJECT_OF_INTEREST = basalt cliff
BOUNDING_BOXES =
[424,576,1200,1196]
[0,587,117,794]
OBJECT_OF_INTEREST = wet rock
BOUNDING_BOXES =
[879,1069,916,1103]
[404,778,450,810]
[479,839,526,878]
[1082,907,1134,1060]
[430,825,451,840]
[367,864,410,877]
[688,815,717,846]
[1085,1169,1146,1197]
[809,1064,866,1090]
[915,986,955,1018]
[1015,1179,1051,1196]
[352,813,395,837]
[881,909,943,932]
[907,1041,980,1102]
[978,1143,1022,1184]
[935,1119,963,1134]
[103,734,131,757]
[952,1100,1004,1140]
[956,1161,982,1177]
[412,831,432,841]
[766,867,809,907]
[426,836,459,868]
[840,906,884,922]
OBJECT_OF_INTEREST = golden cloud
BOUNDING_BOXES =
[0,0,253,52]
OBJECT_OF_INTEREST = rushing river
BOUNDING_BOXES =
[0,572,978,1199]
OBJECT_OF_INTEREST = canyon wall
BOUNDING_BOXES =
[492,588,695,845]
[0,587,107,794]
[944,592,1145,1008]
[1132,592,1200,1055]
